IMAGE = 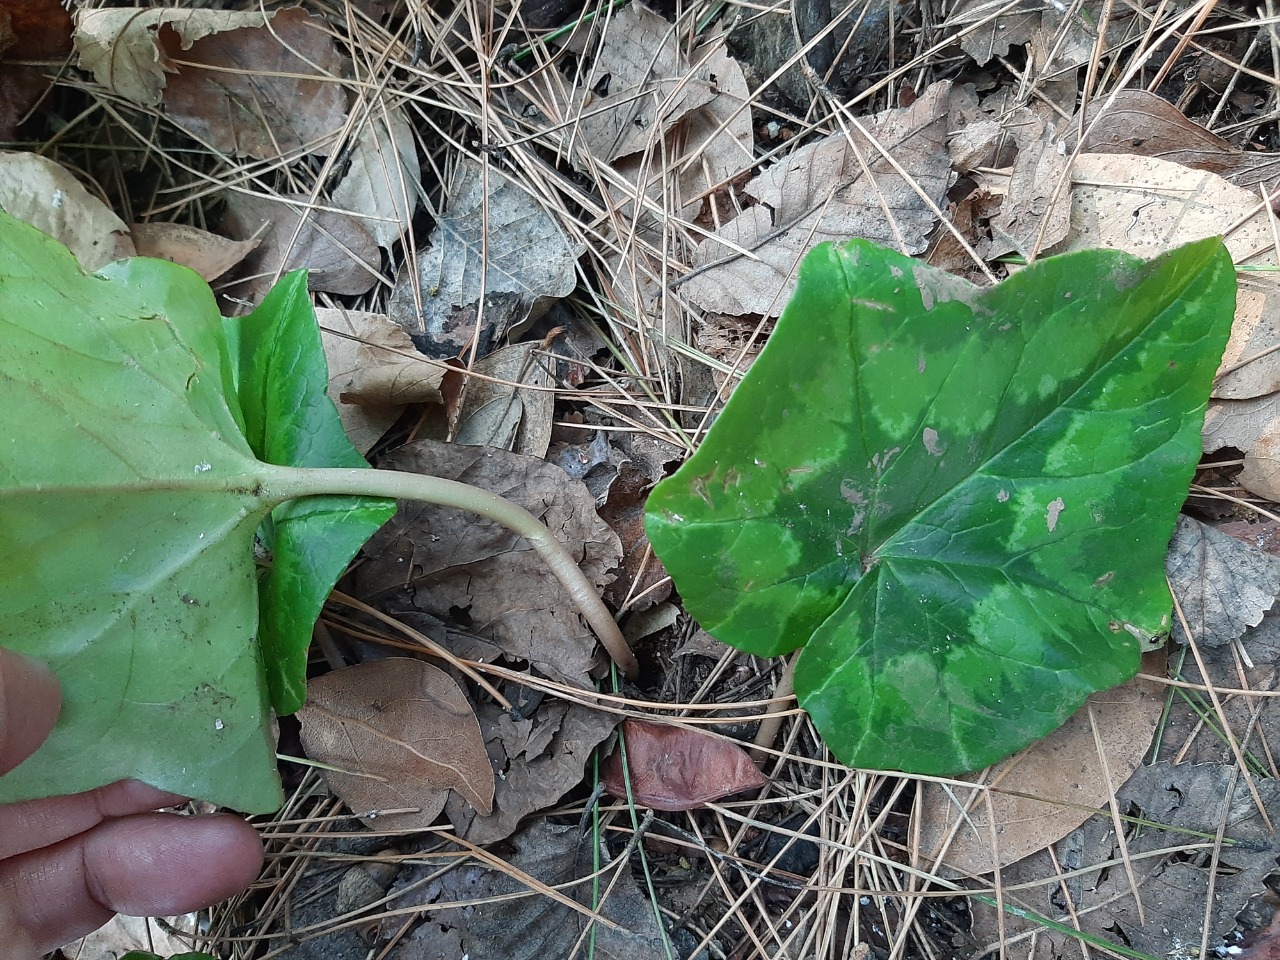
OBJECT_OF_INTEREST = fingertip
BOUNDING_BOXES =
[0,649,62,776]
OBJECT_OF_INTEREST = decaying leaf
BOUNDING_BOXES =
[298,658,494,830]
[917,665,1165,875]
[386,820,666,959]
[681,82,952,317]
[0,151,129,270]
[444,699,619,844]
[388,157,583,358]
[545,3,715,166]
[356,439,622,688]
[332,103,421,250]
[603,719,767,811]
[1166,515,1280,646]
[1072,89,1280,190]
[222,191,380,300]
[972,763,1280,952]
[130,222,258,282]
[454,341,555,458]
[316,306,441,454]
[77,7,347,159]
[988,136,1070,259]
[0,0,72,141]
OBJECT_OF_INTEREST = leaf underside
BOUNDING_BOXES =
[0,210,390,811]
[647,237,1235,774]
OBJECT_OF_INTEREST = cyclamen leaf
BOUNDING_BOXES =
[0,210,387,811]
[226,273,394,714]
[646,238,1235,775]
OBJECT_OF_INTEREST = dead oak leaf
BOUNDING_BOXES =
[298,658,493,830]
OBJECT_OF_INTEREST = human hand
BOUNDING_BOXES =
[0,648,264,958]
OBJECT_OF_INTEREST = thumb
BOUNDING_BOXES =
[0,649,61,776]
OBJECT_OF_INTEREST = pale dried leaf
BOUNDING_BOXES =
[332,104,421,249]
[130,221,258,281]
[1072,88,1280,190]
[74,8,266,106]
[298,658,494,830]
[603,719,767,811]
[988,137,1070,258]
[388,157,583,357]
[1166,515,1280,646]
[1048,154,1280,402]
[681,81,952,317]
[0,151,128,271]
[316,307,441,454]
[222,191,380,299]
[1203,394,1280,499]
[455,341,554,458]
[356,439,622,688]
[917,665,1164,875]
[69,914,198,960]
[553,3,715,165]
[162,7,347,159]
[444,700,619,844]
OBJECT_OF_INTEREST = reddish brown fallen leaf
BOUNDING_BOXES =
[298,658,494,830]
[602,719,767,811]
[0,0,73,140]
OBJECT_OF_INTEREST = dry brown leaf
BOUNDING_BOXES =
[1072,89,1280,190]
[130,221,258,281]
[316,307,441,454]
[602,718,768,811]
[298,658,493,831]
[79,7,349,159]
[332,103,420,250]
[1204,395,1280,499]
[916,663,1164,875]
[549,3,715,166]
[0,151,129,271]
[74,8,267,107]
[385,819,665,958]
[356,439,622,688]
[681,81,952,317]
[444,699,619,844]
[988,137,1071,259]
[454,341,555,458]
[1166,515,1280,647]
[222,190,380,300]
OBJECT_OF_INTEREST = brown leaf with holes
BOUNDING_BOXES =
[602,719,767,811]
[298,658,493,830]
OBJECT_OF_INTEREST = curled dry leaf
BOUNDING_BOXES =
[130,222,258,282]
[0,151,129,271]
[444,699,619,844]
[454,341,555,458]
[222,191,380,300]
[916,663,1165,875]
[681,81,952,317]
[1165,515,1280,647]
[602,718,768,811]
[315,307,442,455]
[298,658,494,830]
[332,103,421,250]
[388,157,583,358]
